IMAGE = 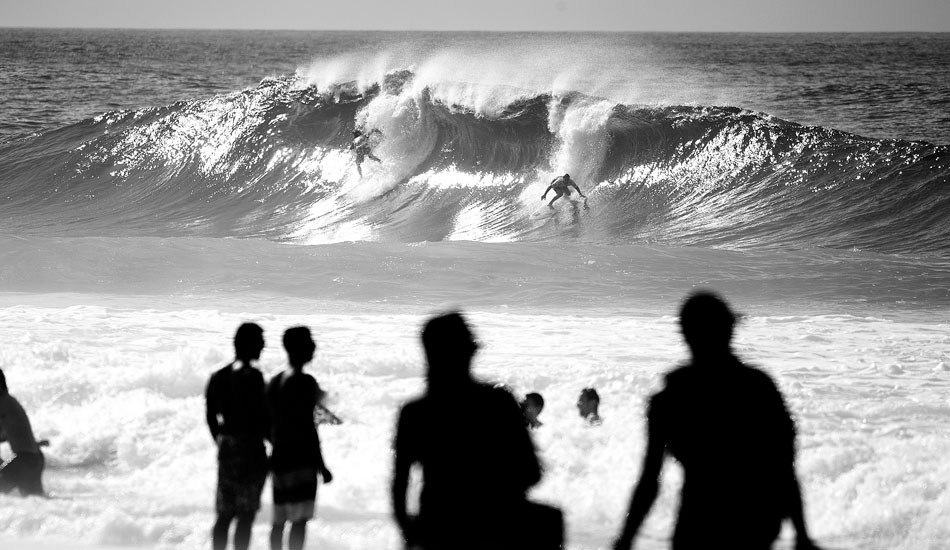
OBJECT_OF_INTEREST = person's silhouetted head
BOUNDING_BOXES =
[577,387,600,419]
[564,173,571,180]
[0,368,7,395]
[283,326,316,370]
[422,312,479,390]
[679,291,737,358]
[233,322,264,362]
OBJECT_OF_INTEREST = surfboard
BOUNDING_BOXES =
[314,404,343,425]
[530,205,558,219]
[530,197,588,221]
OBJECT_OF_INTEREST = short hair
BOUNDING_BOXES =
[580,387,600,402]
[679,291,737,346]
[525,392,545,408]
[422,312,478,369]
[233,322,264,360]
[283,326,316,367]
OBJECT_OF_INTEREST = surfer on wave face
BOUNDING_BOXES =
[350,129,382,177]
[542,174,587,208]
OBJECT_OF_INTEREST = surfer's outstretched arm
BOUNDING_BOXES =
[613,402,666,550]
[570,181,587,198]
[541,181,557,200]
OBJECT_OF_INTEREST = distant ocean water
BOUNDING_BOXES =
[0,29,948,550]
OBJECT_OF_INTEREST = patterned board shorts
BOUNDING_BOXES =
[272,467,318,523]
[216,436,267,516]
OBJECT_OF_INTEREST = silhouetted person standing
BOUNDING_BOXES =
[613,292,821,550]
[0,369,46,496]
[267,326,333,550]
[392,312,562,550]
[206,323,269,550]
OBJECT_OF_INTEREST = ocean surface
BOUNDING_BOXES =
[0,29,949,550]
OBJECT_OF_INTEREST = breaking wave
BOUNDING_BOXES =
[0,70,948,254]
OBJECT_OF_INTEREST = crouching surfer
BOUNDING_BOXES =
[350,129,382,177]
[542,173,587,208]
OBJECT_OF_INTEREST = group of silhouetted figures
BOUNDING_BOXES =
[0,290,825,550]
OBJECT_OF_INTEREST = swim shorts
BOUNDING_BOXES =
[215,435,267,516]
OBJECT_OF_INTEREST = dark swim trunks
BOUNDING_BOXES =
[0,451,45,496]
[215,435,267,516]
[272,467,318,522]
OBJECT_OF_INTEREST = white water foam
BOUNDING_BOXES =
[1,301,948,550]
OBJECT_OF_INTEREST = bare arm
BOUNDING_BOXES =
[315,431,333,483]
[788,468,821,550]
[541,180,557,199]
[769,375,820,550]
[312,380,333,482]
[570,181,587,197]
[391,408,416,545]
[614,400,666,550]
[205,374,221,441]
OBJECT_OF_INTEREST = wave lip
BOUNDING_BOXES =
[0,70,948,255]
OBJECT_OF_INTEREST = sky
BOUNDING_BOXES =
[1,0,949,32]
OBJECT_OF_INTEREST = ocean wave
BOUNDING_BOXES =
[0,70,947,254]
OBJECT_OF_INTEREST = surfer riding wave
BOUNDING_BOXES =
[350,129,382,178]
[542,174,587,209]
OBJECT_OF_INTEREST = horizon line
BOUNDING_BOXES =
[2,25,949,35]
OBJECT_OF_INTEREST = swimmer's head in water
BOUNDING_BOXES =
[524,392,544,410]
[577,387,600,417]
[522,392,545,420]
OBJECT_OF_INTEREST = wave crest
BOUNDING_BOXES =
[0,70,948,254]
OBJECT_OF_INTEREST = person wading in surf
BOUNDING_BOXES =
[206,323,269,550]
[612,291,822,550]
[391,312,563,550]
[0,368,48,497]
[541,174,586,208]
[266,326,333,550]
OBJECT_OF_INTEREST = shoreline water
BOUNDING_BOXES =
[1,290,948,549]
